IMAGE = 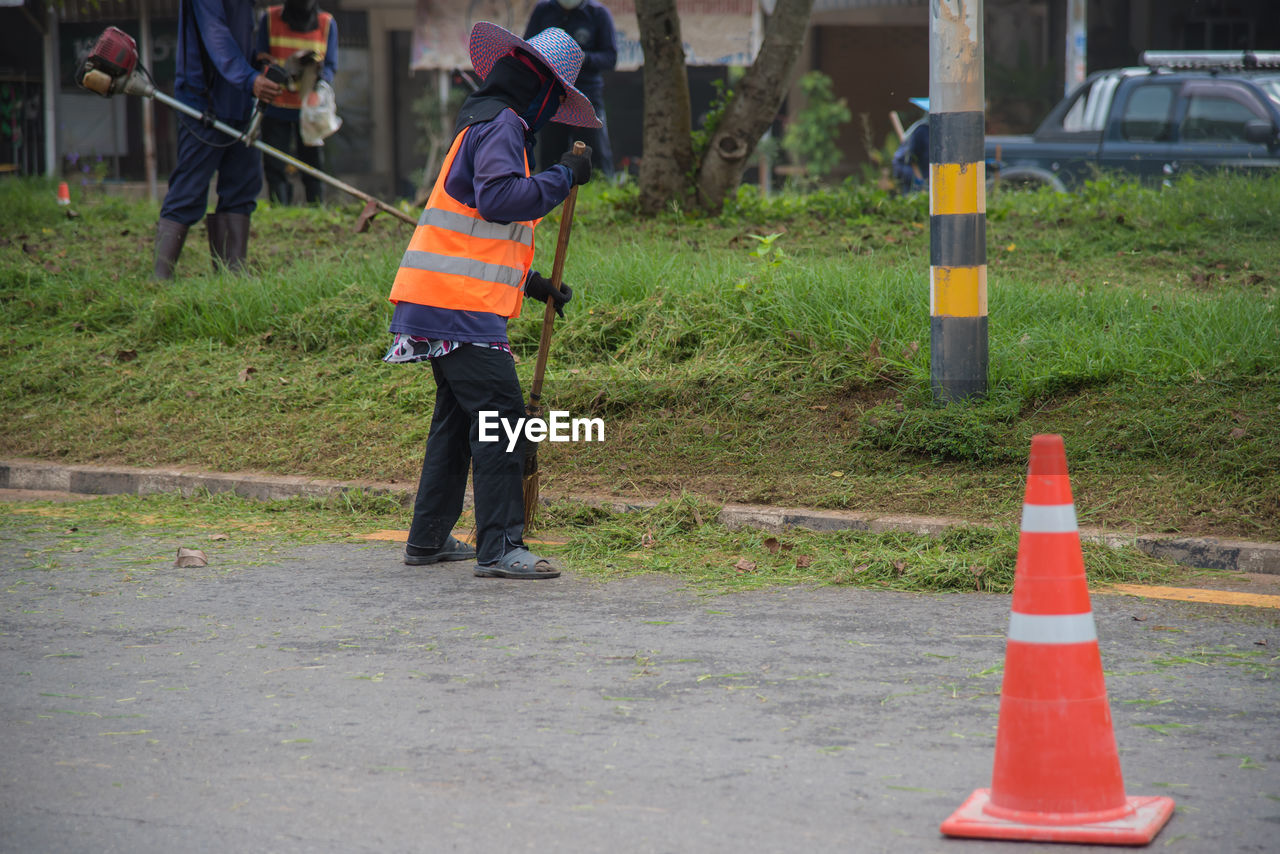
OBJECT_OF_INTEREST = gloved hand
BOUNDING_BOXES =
[525,271,573,318]
[559,145,593,186]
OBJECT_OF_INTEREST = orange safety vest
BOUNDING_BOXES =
[389,121,538,318]
[266,6,332,111]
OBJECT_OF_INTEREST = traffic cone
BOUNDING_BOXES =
[940,434,1175,844]
[56,181,71,205]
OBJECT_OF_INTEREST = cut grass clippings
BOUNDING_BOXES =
[0,490,1182,595]
[2,174,1278,545]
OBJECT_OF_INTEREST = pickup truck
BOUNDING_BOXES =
[985,51,1280,191]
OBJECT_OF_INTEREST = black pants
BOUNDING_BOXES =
[261,115,324,204]
[407,345,527,565]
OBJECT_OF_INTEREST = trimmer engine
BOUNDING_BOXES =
[78,27,145,97]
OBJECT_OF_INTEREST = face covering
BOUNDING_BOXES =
[281,0,319,32]
[512,52,565,134]
[453,52,563,139]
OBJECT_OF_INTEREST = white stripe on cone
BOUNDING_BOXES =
[1007,611,1098,644]
[1020,503,1078,533]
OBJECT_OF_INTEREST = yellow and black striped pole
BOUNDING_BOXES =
[929,0,987,402]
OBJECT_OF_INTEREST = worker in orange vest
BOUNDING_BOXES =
[255,0,337,204]
[383,23,597,580]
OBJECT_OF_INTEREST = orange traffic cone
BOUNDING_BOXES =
[940,434,1175,844]
[56,181,71,205]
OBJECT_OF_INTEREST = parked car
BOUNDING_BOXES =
[986,51,1280,191]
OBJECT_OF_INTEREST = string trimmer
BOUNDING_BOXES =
[77,26,414,232]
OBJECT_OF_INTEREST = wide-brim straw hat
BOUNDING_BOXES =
[468,22,602,129]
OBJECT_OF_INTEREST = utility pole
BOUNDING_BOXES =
[139,0,159,201]
[1065,0,1087,94]
[929,0,987,403]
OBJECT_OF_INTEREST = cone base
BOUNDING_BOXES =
[941,789,1175,845]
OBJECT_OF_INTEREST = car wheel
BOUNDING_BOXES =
[987,167,1068,193]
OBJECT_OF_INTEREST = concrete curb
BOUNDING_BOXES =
[3,457,1277,576]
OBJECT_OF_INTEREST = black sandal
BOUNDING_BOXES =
[404,535,476,566]
[473,547,560,579]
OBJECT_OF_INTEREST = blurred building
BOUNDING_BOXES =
[2,0,1278,191]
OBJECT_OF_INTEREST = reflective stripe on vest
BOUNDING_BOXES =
[266,7,331,111]
[388,121,536,318]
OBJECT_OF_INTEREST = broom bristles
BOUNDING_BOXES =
[522,446,540,526]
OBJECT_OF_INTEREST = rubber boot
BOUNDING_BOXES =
[153,218,189,280]
[220,212,251,273]
[206,213,226,272]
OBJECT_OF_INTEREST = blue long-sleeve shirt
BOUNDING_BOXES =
[388,110,574,343]
[255,11,339,120]
[523,0,616,98]
[174,0,260,121]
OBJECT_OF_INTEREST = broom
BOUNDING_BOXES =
[523,141,586,526]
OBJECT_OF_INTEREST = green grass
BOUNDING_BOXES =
[2,173,1278,549]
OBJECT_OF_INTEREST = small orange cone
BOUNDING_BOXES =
[940,434,1175,844]
[56,181,71,205]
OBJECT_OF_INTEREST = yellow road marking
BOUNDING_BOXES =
[1100,584,1280,610]
[357,529,567,546]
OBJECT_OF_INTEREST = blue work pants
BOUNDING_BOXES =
[160,116,263,225]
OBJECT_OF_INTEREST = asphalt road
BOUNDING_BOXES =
[1,524,1278,853]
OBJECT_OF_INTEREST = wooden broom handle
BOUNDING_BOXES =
[528,141,586,410]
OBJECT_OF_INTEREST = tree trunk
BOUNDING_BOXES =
[694,0,815,213]
[635,0,694,215]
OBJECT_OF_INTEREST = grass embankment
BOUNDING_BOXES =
[1,175,1277,590]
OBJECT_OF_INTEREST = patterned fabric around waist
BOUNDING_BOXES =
[383,334,511,364]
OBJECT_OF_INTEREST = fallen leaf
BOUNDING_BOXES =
[892,560,906,574]
[208,533,229,541]
[238,366,257,383]
[174,548,208,568]
[763,537,781,555]
[116,349,138,362]
[1229,427,1247,440]
[1254,639,1267,646]
[830,470,844,478]
[810,404,828,411]
[1131,615,1147,622]
[733,558,757,573]
[795,554,813,568]
[865,338,882,361]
